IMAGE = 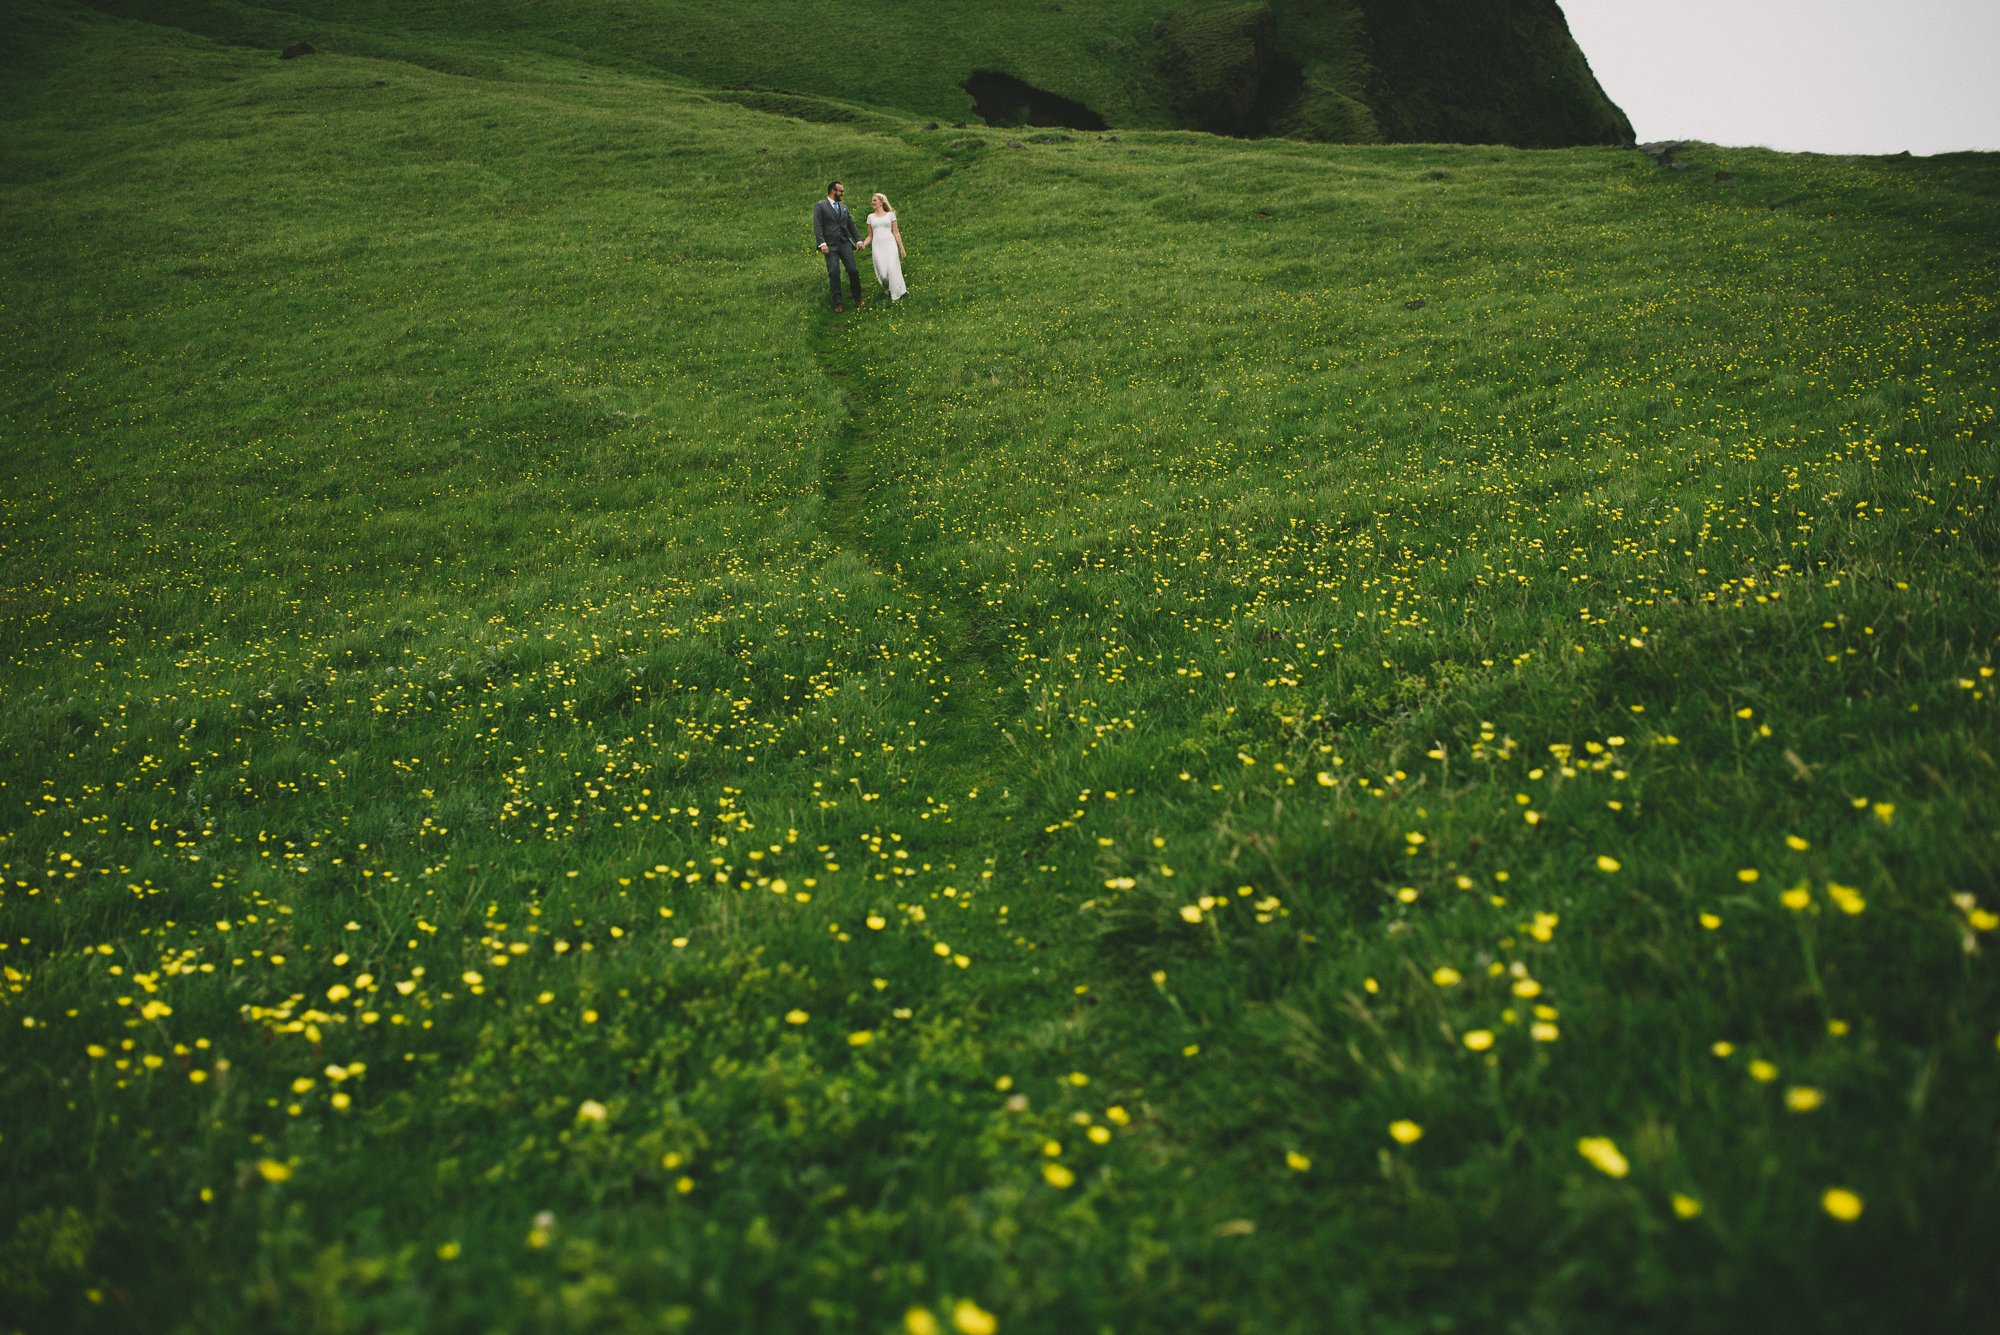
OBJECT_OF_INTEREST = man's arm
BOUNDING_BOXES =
[812,201,830,250]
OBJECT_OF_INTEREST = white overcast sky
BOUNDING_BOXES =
[1560,0,2000,155]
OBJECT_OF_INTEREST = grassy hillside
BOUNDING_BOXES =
[3,2,1998,1332]
[95,0,1632,146]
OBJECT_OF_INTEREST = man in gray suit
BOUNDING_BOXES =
[814,180,864,312]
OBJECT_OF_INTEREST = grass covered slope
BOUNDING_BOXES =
[4,3,2000,1332]
[112,0,1633,146]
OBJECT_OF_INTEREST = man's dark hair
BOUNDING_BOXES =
[827,180,841,194]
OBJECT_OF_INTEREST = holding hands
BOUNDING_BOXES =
[815,181,908,306]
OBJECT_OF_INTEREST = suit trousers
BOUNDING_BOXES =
[824,241,861,305]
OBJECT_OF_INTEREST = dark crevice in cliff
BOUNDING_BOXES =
[963,71,1107,132]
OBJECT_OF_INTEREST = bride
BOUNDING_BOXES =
[860,193,907,302]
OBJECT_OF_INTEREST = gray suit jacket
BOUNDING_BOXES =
[813,197,861,250]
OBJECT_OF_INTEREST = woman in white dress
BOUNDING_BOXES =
[860,193,907,302]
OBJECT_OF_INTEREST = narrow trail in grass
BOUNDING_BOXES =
[802,240,1110,1041]
[809,290,1021,780]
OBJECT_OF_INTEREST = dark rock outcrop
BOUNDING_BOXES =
[962,70,1107,132]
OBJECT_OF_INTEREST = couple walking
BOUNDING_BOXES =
[813,180,907,312]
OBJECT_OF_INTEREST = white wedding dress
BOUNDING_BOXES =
[867,211,907,301]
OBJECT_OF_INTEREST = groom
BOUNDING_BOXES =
[813,180,864,313]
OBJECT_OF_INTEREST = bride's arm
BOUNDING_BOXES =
[892,219,905,257]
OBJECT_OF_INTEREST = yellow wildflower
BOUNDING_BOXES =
[1785,1086,1824,1113]
[1577,1137,1630,1179]
[950,1299,999,1335]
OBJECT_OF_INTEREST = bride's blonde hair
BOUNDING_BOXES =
[871,192,892,212]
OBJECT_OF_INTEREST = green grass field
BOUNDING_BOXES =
[3,3,1998,1332]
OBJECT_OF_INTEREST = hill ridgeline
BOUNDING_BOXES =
[102,0,1634,147]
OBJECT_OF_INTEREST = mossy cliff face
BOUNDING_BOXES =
[1353,0,1635,146]
[1154,0,1633,146]
[1153,3,1281,136]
